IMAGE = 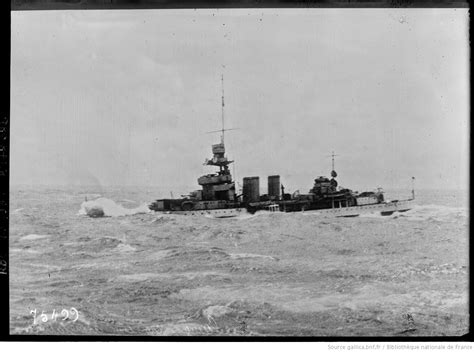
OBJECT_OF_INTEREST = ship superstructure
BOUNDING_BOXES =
[149,75,245,217]
[148,76,414,218]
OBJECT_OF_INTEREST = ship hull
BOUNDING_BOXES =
[153,200,413,218]
[157,207,248,218]
[297,199,413,218]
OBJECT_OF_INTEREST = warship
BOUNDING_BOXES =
[149,77,414,218]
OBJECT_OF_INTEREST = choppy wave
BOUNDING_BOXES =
[205,212,261,220]
[360,204,468,222]
[233,211,292,221]
[399,204,468,221]
[78,197,151,218]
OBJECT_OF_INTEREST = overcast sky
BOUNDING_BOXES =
[11,9,469,192]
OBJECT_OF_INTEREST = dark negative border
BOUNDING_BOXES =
[9,0,471,11]
[1,0,11,344]
[3,0,471,342]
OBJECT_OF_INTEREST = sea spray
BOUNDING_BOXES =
[359,204,467,222]
[401,204,468,222]
[78,197,151,218]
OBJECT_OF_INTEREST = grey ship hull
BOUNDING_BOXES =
[296,199,413,218]
[153,199,413,218]
[156,207,247,218]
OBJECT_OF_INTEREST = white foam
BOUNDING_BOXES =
[359,204,468,222]
[19,234,50,241]
[78,197,151,217]
[358,212,383,218]
[230,253,278,260]
[238,211,290,220]
[121,199,137,204]
[114,243,137,253]
[400,204,468,222]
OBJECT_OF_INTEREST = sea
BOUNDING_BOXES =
[8,185,469,336]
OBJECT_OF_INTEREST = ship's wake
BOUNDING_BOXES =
[78,197,151,218]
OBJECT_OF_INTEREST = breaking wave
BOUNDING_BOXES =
[205,212,261,220]
[399,204,468,221]
[78,197,151,218]
[360,204,468,222]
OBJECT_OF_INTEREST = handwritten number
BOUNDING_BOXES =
[30,308,79,323]
[70,307,79,322]
[41,311,48,323]
[30,309,37,325]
